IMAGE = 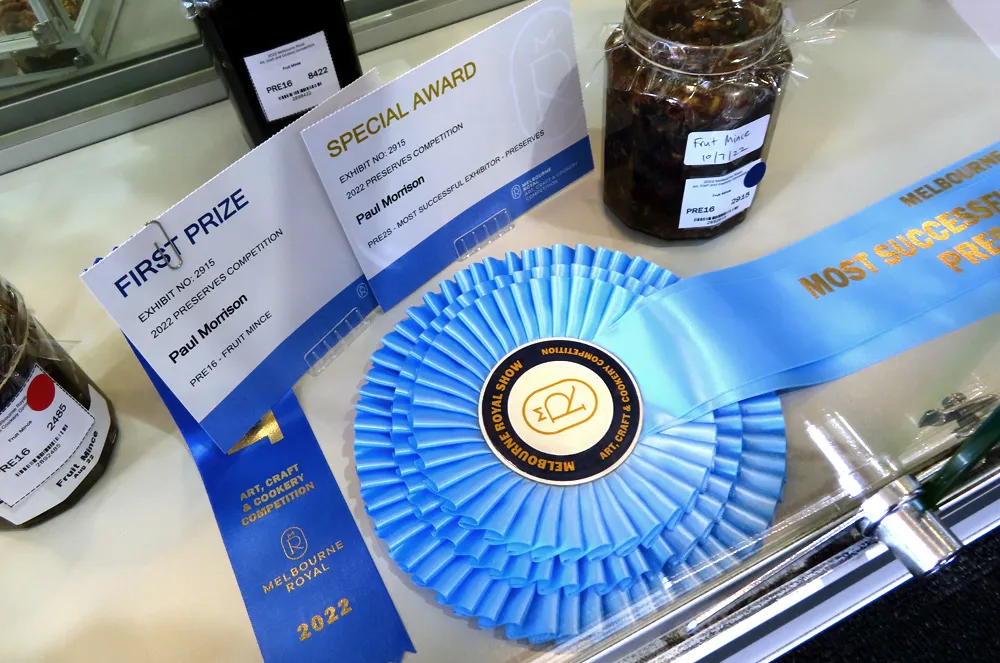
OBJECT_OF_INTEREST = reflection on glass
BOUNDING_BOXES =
[0,0,197,103]
[0,1,43,36]
[806,415,895,499]
[344,0,421,21]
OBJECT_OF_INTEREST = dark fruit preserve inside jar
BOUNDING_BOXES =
[0,277,118,528]
[603,0,792,240]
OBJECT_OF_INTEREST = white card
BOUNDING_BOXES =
[684,115,771,166]
[0,385,111,524]
[82,74,382,447]
[244,31,342,123]
[301,0,593,310]
[679,159,762,229]
[0,366,94,506]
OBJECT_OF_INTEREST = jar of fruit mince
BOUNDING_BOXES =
[0,276,118,528]
[603,0,792,240]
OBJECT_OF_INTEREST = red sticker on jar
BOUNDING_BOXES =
[0,366,94,506]
[26,373,56,412]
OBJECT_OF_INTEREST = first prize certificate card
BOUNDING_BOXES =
[302,0,593,309]
[83,76,381,447]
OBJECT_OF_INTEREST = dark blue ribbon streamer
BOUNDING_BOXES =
[134,348,414,663]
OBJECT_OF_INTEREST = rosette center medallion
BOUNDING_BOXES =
[479,339,642,485]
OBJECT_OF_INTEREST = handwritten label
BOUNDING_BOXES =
[684,115,770,166]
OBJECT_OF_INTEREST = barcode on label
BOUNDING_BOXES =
[278,81,323,102]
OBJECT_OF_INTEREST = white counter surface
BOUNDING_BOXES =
[1,1,999,662]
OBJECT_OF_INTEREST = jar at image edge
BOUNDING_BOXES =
[603,0,792,240]
[0,276,118,528]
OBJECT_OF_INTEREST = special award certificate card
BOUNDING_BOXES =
[301,0,593,310]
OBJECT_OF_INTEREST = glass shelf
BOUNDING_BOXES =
[0,0,121,88]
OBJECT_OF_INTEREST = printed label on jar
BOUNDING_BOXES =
[244,31,341,123]
[684,115,771,166]
[0,366,95,507]
[0,385,110,525]
[678,159,764,229]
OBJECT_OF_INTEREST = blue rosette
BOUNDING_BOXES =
[354,246,787,643]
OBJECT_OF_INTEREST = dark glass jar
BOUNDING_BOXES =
[190,0,363,146]
[0,277,118,528]
[603,0,792,240]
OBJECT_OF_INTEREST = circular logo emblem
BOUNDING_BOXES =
[281,526,308,560]
[478,339,642,485]
[511,184,523,200]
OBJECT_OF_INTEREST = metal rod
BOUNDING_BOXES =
[683,514,862,634]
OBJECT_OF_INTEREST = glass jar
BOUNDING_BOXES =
[192,0,363,146]
[603,0,792,240]
[0,276,118,528]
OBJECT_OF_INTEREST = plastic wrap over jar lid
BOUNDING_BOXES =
[621,0,786,74]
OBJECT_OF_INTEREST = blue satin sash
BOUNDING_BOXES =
[596,142,1000,433]
[134,349,414,663]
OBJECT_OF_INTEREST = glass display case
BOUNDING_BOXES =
[347,243,1000,663]
[333,2,1000,659]
[580,345,1000,662]
[0,0,122,88]
[0,1,998,661]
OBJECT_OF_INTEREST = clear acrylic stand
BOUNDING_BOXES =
[304,307,373,376]
[307,209,516,376]
[454,209,514,261]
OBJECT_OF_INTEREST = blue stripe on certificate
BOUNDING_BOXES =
[370,136,594,310]
[199,276,377,445]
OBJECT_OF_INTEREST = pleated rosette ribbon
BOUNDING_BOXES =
[355,245,786,643]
